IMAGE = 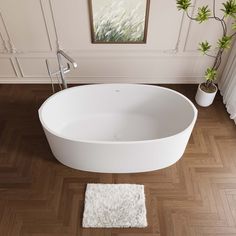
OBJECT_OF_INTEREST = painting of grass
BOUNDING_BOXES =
[89,0,149,43]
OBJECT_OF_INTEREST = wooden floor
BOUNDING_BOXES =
[0,84,236,236]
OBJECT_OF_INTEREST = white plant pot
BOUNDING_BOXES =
[195,83,217,107]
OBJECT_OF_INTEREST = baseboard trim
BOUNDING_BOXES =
[0,76,204,84]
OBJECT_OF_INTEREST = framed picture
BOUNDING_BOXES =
[88,0,150,44]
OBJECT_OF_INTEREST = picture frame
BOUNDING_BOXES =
[88,0,150,44]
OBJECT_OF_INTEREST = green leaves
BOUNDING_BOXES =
[196,6,211,23]
[217,35,232,49]
[175,0,236,84]
[205,68,217,82]
[198,41,211,54]
[232,21,236,29]
[176,0,191,11]
[198,36,232,57]
[221,0,236,18]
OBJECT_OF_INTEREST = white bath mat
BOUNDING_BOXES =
[82,183,147,228]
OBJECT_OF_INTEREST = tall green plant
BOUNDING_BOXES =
[177,0,236,92]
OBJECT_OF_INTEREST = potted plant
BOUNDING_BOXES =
[177,0,236,107]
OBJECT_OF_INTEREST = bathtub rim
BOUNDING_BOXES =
[38,83,198,144]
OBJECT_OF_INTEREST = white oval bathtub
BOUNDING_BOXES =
[39,84,197,173]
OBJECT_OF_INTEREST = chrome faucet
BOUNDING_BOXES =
[46,50,77,92]
[56,50,77,89]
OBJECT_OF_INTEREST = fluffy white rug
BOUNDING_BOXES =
[82,183,147,228]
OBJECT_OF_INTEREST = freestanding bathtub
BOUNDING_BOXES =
[39,84,197,173]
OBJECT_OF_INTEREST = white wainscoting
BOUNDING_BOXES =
[0,0,230,84]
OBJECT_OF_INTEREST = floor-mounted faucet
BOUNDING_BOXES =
[46,50,77,92]
[57,50,77,89]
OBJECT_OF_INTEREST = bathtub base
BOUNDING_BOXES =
[44,123,193,173]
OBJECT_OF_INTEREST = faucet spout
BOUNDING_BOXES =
[57,50,77,68]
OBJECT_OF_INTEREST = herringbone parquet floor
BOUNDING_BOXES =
[0,84,235,236]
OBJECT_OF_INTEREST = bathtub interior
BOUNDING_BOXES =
[39,84,196,142]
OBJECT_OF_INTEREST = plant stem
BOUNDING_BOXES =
[184,0,236,87]
[205,53,217,58]
[212,0,227,35]
[230,31,236,38]
[215,50,223,70]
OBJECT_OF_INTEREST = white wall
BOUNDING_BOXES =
[0,0,231,84]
